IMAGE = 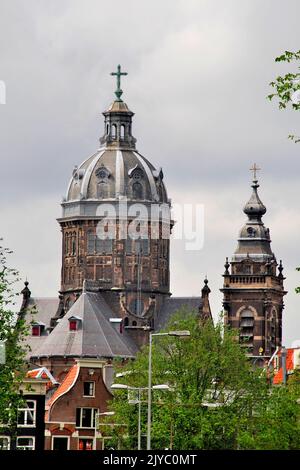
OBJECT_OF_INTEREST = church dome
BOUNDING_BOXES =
[63,66,168,214]
[66,147,168,204]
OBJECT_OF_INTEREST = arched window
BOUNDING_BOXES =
[87,231,95,254]
[71,232,76,255]
[132,181,143,199]
[130,298,144,316]
[65,233,69,255]
[123,317,129,327]
[239,309,254,350]
[120,125,125,139]
[132,321,137,327]
[106,123,109,135]
[269,311,276,351]
[111,124,117,139]
[97,181,109,198]
[96,237,113,254]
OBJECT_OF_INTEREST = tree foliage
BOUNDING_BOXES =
[0,242,29,432]
[268,50,300,142]
[102,311,300,450]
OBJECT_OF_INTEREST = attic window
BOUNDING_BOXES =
[32,325,41,336]
[69,321,77,331]
[31,323,45,336]
[69,317,81,331]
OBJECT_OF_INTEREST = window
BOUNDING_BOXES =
[96,237,113,254]
[69,320,77,331]
[69,317,81,331]
[78,438,93,450]
[0,437,10,450]
[130,298,144,316]
[83,382,95,397]
[111,124,117,139]
[87,231,95,254]
[76,408,98,428]
[123,317,129,327]
[17,400,36,427]
[239,309,254,350]
[125,238,132,254]
[132,181,143,199]
[125,238,149,255]
[65,233,69,255]
[71,232,76,255]
[16,437,35,450]
[135,238,149,255]
[97,181,109,198]
[32,325,40,336]
[120,125,125,139]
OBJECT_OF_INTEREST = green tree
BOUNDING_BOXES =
[0,242,29,437]
[268,50,300,142]
[102,311,300,450]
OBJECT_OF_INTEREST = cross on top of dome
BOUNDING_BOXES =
[250,163,261,182]
[111,64,128,101]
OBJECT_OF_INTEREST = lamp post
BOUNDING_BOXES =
[95,411,115,450]
[111,383,169,450]
[147,330,191,451]
[281,346,287,385]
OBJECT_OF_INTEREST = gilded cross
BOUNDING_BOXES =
[250,163,261,180]
[111,64,128,101]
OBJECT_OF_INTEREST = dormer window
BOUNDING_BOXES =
[69,316,82,331]
[31,323,45,337]
[32,325,40,336]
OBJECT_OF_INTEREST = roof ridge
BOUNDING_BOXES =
[84,293,115,356]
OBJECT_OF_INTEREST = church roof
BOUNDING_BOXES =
[156,296,202,331]
[31,291,138,360]
[24,297,59,359]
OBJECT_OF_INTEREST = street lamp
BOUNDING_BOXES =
[111,383,170,450]
[281,346,287,385]
[95,411,115,450]
[147,330,191,451]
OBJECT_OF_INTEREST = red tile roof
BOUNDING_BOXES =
[26,367,57,390]
[273,348,294,384]
[45,364,79,421]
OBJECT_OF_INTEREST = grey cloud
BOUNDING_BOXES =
[0,0,299,345]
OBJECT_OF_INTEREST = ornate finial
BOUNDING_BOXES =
[21,280,31,300]
[250,163,261,182]
[224,257,230,275]
[201,277,211,297]
[111,64,128,101]
[278,260,284,279]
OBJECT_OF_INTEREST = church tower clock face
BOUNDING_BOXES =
[221,166,286,360]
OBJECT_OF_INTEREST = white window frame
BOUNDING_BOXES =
[51,435,70,450]
[76,408,99,429]
[17,400,37,428]
[83,381,95,397]
[0,436,10,450]
[16,436,35,450]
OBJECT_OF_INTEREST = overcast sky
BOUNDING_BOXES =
[1,0,300,346]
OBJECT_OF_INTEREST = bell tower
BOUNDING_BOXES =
[221,165,287,359]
